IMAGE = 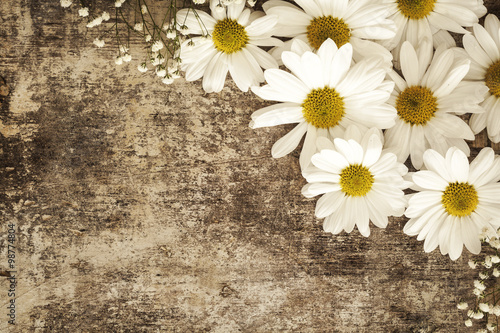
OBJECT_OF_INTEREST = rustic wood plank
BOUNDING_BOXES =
[1,0,499,332]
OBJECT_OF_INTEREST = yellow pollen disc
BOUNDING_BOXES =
[485,60,500,97]
[306,16,350,50]
[212,19,248,54]
[340,164,374,197]
[302,87,345,128]
[441,182,479,217]
[396,86,437,125]
[397,0,436,20]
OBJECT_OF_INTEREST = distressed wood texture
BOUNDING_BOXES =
[1,1,500,332]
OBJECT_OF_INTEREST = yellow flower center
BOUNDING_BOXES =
[306,16,350,50]
[302,87,345,128]
[212,19,248,54]
[441,182,479,217]
[396,86,437,125]
[485,60,500,97]
[340,164,374,197]
[397,0,436,20]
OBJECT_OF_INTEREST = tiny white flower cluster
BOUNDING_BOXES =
[85,11,110,29]
[60,0,72,8]
[115,0,126,8]
[217,0,256,6]
[459,228,500,331]
[78,7,89,17]
[134,23,143,31]
[115,45,132,65]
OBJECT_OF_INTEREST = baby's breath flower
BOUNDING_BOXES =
[465,319,473,327]
[166,30,176,39]
[170,72,181,79]
[474,311,485,319]
[478,329,488,333]
[115,0,125,8]
[490,239,500,249]
[457,302,468,310]
[145,35,152,42]
[93,38,105,48]
[78,7,89,17]
[493,268,500,277]
[119,45,129,53]
[485,256,493,268]
[151,57,165,66]
[60,0,72,8]
[137,63,148,73]
[162,77,174,85]
[87,17,103,28]
[156,68,167,77]
[141,5,147,14]
[492,256,500,264]
[470,260,478,269]
[179,24,189,35]
[475,280,486,291]
[473,288,484,297]
[151,40,164,52]
[101,12,110,21]
[468,309,475,318]
[480,272,489,280]
[493,305,500,316]
[122,54,132,62]
[115,57,123,65]
[134,23,143,31]
[479,303,491,313]
[487,322,496,331]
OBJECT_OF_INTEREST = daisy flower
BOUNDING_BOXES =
[384,41,482,170]
[460,14,500,143]
[176,1,282,93]
[302,127,408,237]
[381,0,486,65]
[250,39,396,171]
[404,147,500,260]
[262,0,396,64]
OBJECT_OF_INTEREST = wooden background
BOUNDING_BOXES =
[1,1,500,332]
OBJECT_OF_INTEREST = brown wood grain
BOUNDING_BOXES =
[1,1,499,332]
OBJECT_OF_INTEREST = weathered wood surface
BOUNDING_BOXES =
[1,1,500,332]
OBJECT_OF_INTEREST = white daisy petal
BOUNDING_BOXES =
[294,0,322,17]
[448,147,470,182]
[315,190,345,218]
[422,149,452,182]
[461,216,481,254]
[404,204,443,236]
[250,103,303,128]
[362,134,382,167]
[468,147,495,184]
[412,171,448,191]
[473,23,500,62]
[202,52,228,93]
[427,11,468,34]
[271,121,308,158]
[448,220,464,260]
[246,44,279,69]
[433,62,470,98]
[400,41,420,86]
[355,197,371,237]
[463,33,493,68]
[263,68,309,101]
[303,182,342,197]
[311,149,349,173]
